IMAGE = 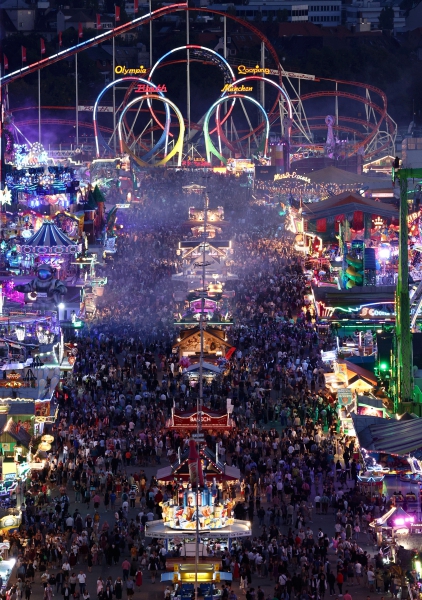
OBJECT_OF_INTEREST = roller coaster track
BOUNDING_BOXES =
[0,4,395,161]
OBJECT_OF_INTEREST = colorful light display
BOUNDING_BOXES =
[93,77,170,159]
[161,488,235,531]
[118,95,185,167]
[204,94,270,165]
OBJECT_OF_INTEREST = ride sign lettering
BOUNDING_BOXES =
[237,65,270,75]
[115,65,147,75]
[134,84,167,93]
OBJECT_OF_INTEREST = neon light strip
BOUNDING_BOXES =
[204,94,269,165]
[147,45,236,135]
[332,301,396,314]
[93,77,169,158]
[0,4,188,87]
[118,95,185,167]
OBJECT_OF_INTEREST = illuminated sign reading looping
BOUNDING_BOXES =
[237,65,270,75]
[115,65,147,75]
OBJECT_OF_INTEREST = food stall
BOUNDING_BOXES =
[370,506,415,546]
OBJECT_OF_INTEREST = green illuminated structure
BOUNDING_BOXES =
[392,167,422,413]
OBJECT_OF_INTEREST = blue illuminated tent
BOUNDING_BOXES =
[18,222,81,255]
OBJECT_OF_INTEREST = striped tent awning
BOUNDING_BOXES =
[17,222,81,255]
[354,415,422,456]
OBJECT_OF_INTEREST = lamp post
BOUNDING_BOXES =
[15,326,25,342]
[194,174,211,600]
[32,355,44,401]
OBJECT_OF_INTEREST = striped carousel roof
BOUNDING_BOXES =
[26,222,74,247]
[18,222,81,255]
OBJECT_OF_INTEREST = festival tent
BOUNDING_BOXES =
[371,506,414,528]
[17,221,81,254]
[353,415,422,456]
[350,413,385,434]
[302,191,398,221]
[305,166,392,190]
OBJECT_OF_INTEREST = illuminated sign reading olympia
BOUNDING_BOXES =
[115,65,147,75]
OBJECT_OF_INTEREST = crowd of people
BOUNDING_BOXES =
[1,171,397,600]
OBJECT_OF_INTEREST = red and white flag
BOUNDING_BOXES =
[21,46,27,63]
[41,38,45,55]
[115,5,120,21]
[134,0,138,13]
[3,55,8,70]
[78,22,83,38]
[96,14,101,29]
[58,31,62,46]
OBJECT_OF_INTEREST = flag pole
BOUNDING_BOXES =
[113,6,119,154]
[38,69,41,144]
[39,39,45,144]
[38,46,41,146]
[75,52,79,147]
[0,56,3,195]
[112,33,116,154]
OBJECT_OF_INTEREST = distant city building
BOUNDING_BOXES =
[401,138,422,168]
[345,0,405,31]
[307,0,341,25]
[1,0,36,33]
[208,0,341,25]
[56,9,114,33]
[405,3,422,29]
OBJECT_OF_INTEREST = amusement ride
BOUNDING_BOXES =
[0,4,397,170]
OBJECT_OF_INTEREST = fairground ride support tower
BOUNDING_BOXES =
[392,167,421,413]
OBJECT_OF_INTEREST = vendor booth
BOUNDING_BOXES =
[370,506,415,545]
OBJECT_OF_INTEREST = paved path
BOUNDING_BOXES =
[8,457,384,600]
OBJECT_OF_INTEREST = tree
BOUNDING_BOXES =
[400,0,421,16]
[378,6,394,29]
[253,9,262,22]
[275,9,289,21]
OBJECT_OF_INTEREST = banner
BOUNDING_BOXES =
[134,0,138,12]
[96,14,101,29]
[78,23,83,38]
[58,31,62,47]
[3,55,8,70]
[115,5,120,21]
[40,38,45,55]
[225,347,236,360]
[172,412,228,429]
[21,46,27,63]
[255,165,276,181]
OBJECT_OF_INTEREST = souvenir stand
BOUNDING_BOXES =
[370,506,415,549]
